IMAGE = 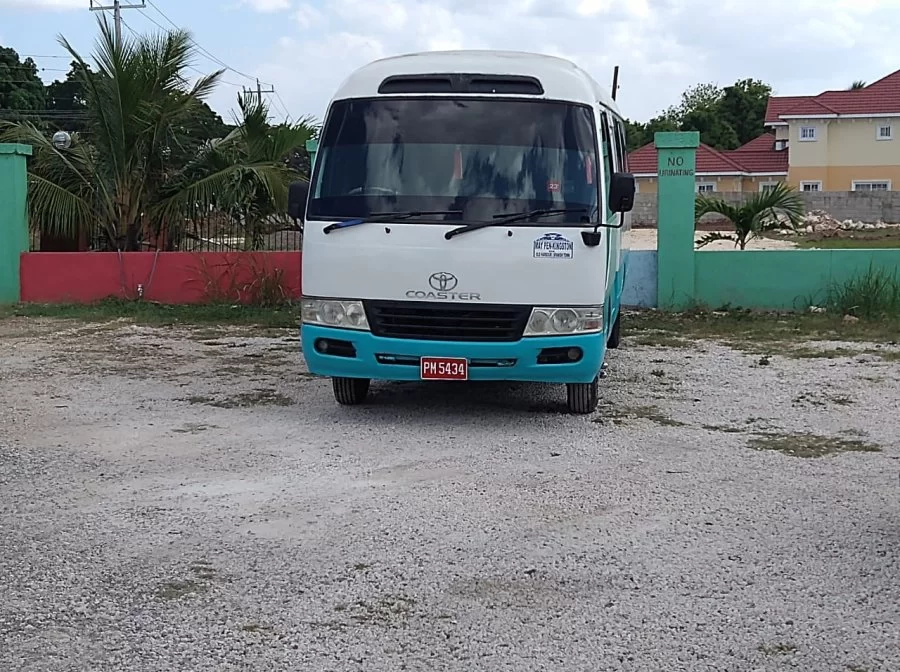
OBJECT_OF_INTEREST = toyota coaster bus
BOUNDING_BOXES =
[289,50,636,414]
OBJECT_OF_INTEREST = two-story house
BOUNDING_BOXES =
[765,69,900,192]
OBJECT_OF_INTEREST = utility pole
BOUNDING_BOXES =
[244,78,275,105]
[89,0,146,48]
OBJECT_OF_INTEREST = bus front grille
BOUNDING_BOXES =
[364,300,531,342]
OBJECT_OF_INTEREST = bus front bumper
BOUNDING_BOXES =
[300,325,606,384]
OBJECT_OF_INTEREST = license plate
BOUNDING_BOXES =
[420,357,468,380]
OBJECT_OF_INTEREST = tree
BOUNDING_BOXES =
[624,114,678,152]
[718,78,773,146]
[45,60,95,133]
[0,46,47,121]
[626,78,773,152]
[679,106,740,150]
[694,182,805,250]
[849,80,866,89]
[0,17,224,250]
[674,83,723,121]
[160,93,316,250]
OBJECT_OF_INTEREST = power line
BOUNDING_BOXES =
[144,0,273,87]
[142,0,291,122]
[118,15,245,88]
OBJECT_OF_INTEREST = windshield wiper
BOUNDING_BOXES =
[323,210,462,234]
[444,208,589,240]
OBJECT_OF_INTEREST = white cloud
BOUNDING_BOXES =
[0,0,83,8]
[16,0,895,129]
[239,0,291,11]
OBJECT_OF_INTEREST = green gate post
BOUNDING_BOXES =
[655,131,699,311]
[0,143,32,305]
[305,138,318,176]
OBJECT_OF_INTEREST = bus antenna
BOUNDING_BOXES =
[611,65,620,101]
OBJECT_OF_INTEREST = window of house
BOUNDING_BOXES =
[799,126,817,141]
[696,183,716,193]
[759,182,779,192]
[852,180,891,191]
[800,181,821,192]
[877,124,893,140]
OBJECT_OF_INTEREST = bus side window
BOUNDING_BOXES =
[613,118,628,172]
[600,111,615,217]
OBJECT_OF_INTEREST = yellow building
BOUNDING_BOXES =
[764,70,900,191]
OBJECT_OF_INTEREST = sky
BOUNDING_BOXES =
[2,0,900,127]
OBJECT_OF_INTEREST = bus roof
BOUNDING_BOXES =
[329,50,621,114]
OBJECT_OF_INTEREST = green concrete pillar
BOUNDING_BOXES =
[306,138,318,176]
[0,143,32,305]
[655,131,699,311]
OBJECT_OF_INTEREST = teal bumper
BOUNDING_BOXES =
[300,325,607,384]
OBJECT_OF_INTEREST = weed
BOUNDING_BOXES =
[824,264,900,320]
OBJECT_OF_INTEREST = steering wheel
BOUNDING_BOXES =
[348,186,398,196]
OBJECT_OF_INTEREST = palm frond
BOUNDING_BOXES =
[695,232,738,249]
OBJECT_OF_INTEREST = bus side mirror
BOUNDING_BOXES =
[288,179,310,221]
[609,172,635,213]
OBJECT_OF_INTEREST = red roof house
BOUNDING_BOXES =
[628,133,788,179]
[765,69,900,125]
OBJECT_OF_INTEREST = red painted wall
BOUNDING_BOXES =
[19,251,302,304]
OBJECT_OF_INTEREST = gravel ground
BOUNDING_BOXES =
[1,316,898,672]
[625,229,799,251]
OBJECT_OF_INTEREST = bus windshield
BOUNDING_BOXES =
[307,97,600,224]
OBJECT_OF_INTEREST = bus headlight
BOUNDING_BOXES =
[301,298,370,330]
[524,306,604,336]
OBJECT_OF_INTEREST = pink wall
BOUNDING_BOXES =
[19,251,302,304]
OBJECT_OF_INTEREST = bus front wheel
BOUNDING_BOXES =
[566,377,599,415]
[333,377,370,405]
[607,311,621,349]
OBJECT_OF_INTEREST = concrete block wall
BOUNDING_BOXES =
[631,191,900,227]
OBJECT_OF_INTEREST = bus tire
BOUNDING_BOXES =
[607,311,621,349]
[332,377,370,405]
[566,377,599,415]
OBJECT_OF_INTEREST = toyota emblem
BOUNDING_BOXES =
[428,272,458,291]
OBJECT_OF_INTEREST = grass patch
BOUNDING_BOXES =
[595,404,686,427]
[795,237,900,249]
[0,298,301,329]
[758,642,798,656]
[209,388,294,408]
[824,264,900,320]
[627,308,900,350]
[748,432,881,459]
[155,579,208,600]
[339,596,417,626]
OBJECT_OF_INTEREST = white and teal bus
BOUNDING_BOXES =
[289,50,635,414]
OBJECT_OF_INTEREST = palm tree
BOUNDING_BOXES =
[160,93,317,250]
[0,17,223,250]
[849,80,867,89]
[694,182,805,250]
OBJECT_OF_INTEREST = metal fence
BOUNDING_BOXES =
[29,211,303,252]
